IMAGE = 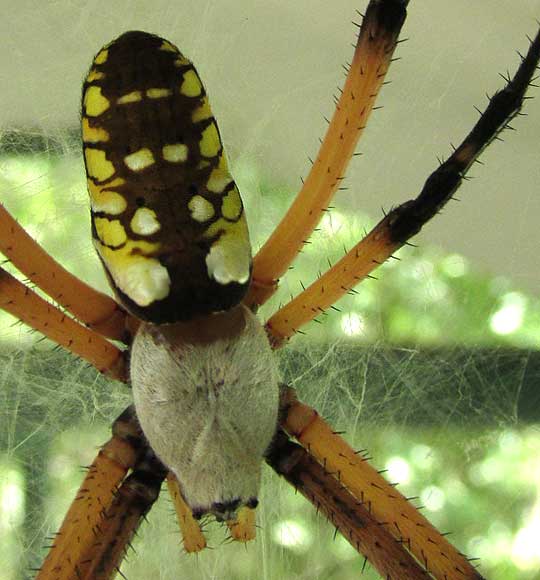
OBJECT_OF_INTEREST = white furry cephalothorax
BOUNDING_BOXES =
[130,304,280,519]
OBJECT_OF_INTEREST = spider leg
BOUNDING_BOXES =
[36,410,208,579]
[0,267,126,381]
[277,387,485,580]
[0,204,128,342]
[265,26,540,346]
[245,0,408,309]
[76,448,166,580]
[267,429,431,580]
[36,406,144,580]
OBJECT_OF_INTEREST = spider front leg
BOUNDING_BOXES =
[273,388,484,580]
[267,428,432,580]
[35,406,205,580]
[36,406,144,579]
[73,448,166,580]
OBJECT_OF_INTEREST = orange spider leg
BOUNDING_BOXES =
[166,473,207,553]
[0,268,126,380]
[267,429,431,580]
[245,0,407,308]
[0,203,128,341]
[36,407,143,580]
[78,450,166,580]
[265,25,540,347]
[280,389,484,580]
[226,506,256,543]
[265,213,400,346]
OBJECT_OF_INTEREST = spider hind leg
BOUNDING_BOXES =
[245,0,408,309]
[0,203,128,341]
[264,24,540,346]
[0,267,127,380]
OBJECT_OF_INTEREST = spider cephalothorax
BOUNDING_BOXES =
[1,1,539,578]
[131,304,280,520]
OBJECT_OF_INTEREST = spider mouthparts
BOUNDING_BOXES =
[193,497,257,522]
[211,498,241,522]
[214,512,232,523]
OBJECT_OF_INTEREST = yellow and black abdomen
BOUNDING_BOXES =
[81,31,251,323]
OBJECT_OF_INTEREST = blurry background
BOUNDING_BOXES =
[1,1,540,579]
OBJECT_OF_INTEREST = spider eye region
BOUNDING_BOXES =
[81,30,252,322]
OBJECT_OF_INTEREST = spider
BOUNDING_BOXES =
[1,1,539,578]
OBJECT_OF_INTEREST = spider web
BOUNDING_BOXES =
[1,2,540,580]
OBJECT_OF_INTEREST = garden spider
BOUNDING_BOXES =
[1,0,539,578]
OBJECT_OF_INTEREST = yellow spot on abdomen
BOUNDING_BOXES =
[124,148,155,171]
[206,153,232,193]
[94,217,128,247]
[82,118,109,143]
[192,97,213,123]
[87,69,105,82]
[221,187,243,221]
[162,143,188,163]
[94,49,108,64]
[118,91,142,104]
[218,153,229,171]
[174,55,191,67]
[130,208,161,236]
[204,217,251,285]
[87,178,127,215]
[160,40,178,53]
[188,195,215,223]
[207,167,233,194]
[84,86,110,117]
[199,123,221,158]
[180,69,202,97]
[147,88,172,99]
[197,160,211,171]
[94,239,170,307]
[85,148,115,181]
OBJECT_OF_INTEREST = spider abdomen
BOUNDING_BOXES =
[130,305,280,520]
[82,31,252,324]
